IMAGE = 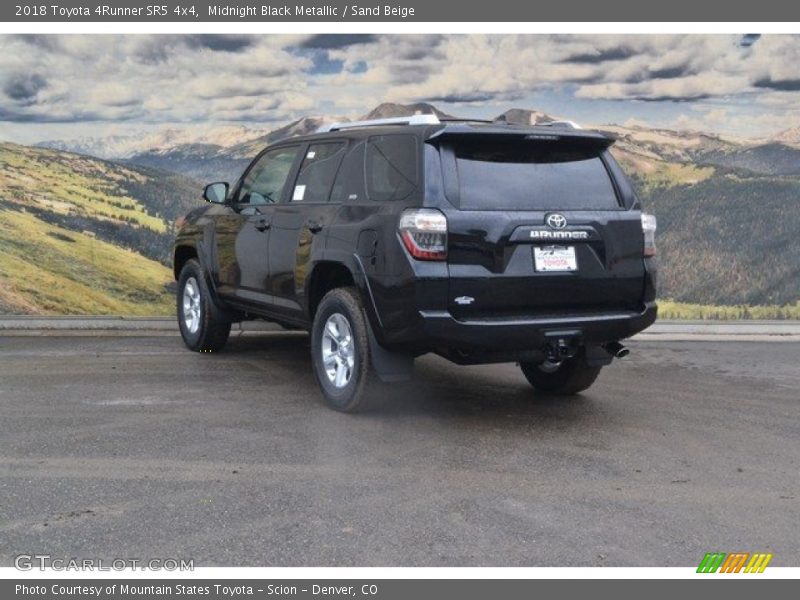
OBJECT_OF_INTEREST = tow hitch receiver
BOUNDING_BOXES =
[543,330,581,362]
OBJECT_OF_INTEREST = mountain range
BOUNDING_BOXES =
[4,101,798,314]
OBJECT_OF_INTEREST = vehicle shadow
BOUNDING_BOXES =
[219,332,600,423]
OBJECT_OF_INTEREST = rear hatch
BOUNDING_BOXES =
[433,129,645,320]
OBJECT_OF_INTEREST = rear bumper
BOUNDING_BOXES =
[418,302,657,352]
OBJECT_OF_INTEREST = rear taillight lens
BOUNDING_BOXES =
[641,213,657,257]
[399,209,447,261]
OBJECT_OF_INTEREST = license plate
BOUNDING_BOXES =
[534,246,577,272]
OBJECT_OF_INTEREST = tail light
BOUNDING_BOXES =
[641,213,657,257]
[399,209,447,261]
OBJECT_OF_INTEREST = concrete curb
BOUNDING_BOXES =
[0,316,279,332]
[1,316,799,339]
[640,319,800,335]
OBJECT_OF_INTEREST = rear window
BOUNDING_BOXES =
[452,140,620,210]
[366,134,418,202]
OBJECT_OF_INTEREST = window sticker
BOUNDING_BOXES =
[293,185,306,201]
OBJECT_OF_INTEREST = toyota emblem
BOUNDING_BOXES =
[546,213,567,229]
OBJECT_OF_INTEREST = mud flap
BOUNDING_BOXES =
[585,344,614,367]
[366,319,414,383]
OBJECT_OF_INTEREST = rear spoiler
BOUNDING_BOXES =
[425,123,615,148]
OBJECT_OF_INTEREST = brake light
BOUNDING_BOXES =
[641,213,657,257]
[399,209,448,261]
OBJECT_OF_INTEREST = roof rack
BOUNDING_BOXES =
[438,117,496,124]
[316,114,440,133]
[544,120,583,130]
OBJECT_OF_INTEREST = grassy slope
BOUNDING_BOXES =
[0,209,173,315]
[610,147,716,192]
[0,142,193,315]
[644,174,800,306]
[1,143,165,231]
[609,145,800,314]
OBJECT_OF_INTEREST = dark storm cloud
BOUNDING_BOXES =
[389,63,436,85]
[0,107,29,121]
[299,34,378,49]
[739,34,761,48]
[398,47,436,61]
[396,43,447,62]
[753,77,800,91]
[0,105,107,123]
[195,85,281,101]
[400,35,446,61]
[133,39,176,64]
[11,34,61,51]
[426,92,498,103]
[649,66,692,80]
[184,35,256,53]
[562,46,638,64]
[4,74,47,102]
[240,65,291,78]
[104,96,142,108]
[133,35,255,64]
[635,94,712,102]
[625,65,693,84]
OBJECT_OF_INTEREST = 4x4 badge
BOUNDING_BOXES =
[546,213,567,229]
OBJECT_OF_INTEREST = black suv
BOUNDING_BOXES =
[173,114,657,411]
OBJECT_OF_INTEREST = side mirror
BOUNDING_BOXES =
[203,182,229,204]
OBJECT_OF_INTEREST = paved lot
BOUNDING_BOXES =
[0,334,797,567]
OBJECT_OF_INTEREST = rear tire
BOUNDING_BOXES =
[311,287,373,413]
[520,356,601,395]
[177,259,231,353]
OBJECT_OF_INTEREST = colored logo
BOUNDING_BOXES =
[697,552,773,573]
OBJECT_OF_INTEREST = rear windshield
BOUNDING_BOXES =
[451,140,620,210]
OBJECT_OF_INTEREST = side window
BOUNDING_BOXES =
[365,134,418,202]
[291,142,346,202]
[330,141,366,204]
[237,146,299,205]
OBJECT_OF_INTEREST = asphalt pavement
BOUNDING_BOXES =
[0,333,798,567]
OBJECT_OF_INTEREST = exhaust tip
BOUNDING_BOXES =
[604,342,629,359]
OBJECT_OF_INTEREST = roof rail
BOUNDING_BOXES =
[439,117,496,124]
[544,120,583,130]
[316,114,440,133]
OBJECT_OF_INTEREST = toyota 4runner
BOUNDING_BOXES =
[173,114,657,411]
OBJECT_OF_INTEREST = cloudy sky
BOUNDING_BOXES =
[1,33,799,144]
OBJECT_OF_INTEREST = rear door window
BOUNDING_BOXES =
[450,139,620,210]
[365,134,419,202]
[291,142,347,202]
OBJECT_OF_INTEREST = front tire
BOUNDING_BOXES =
[520,356,601,395]
[311,287,373,412]
[177,259,231,353]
